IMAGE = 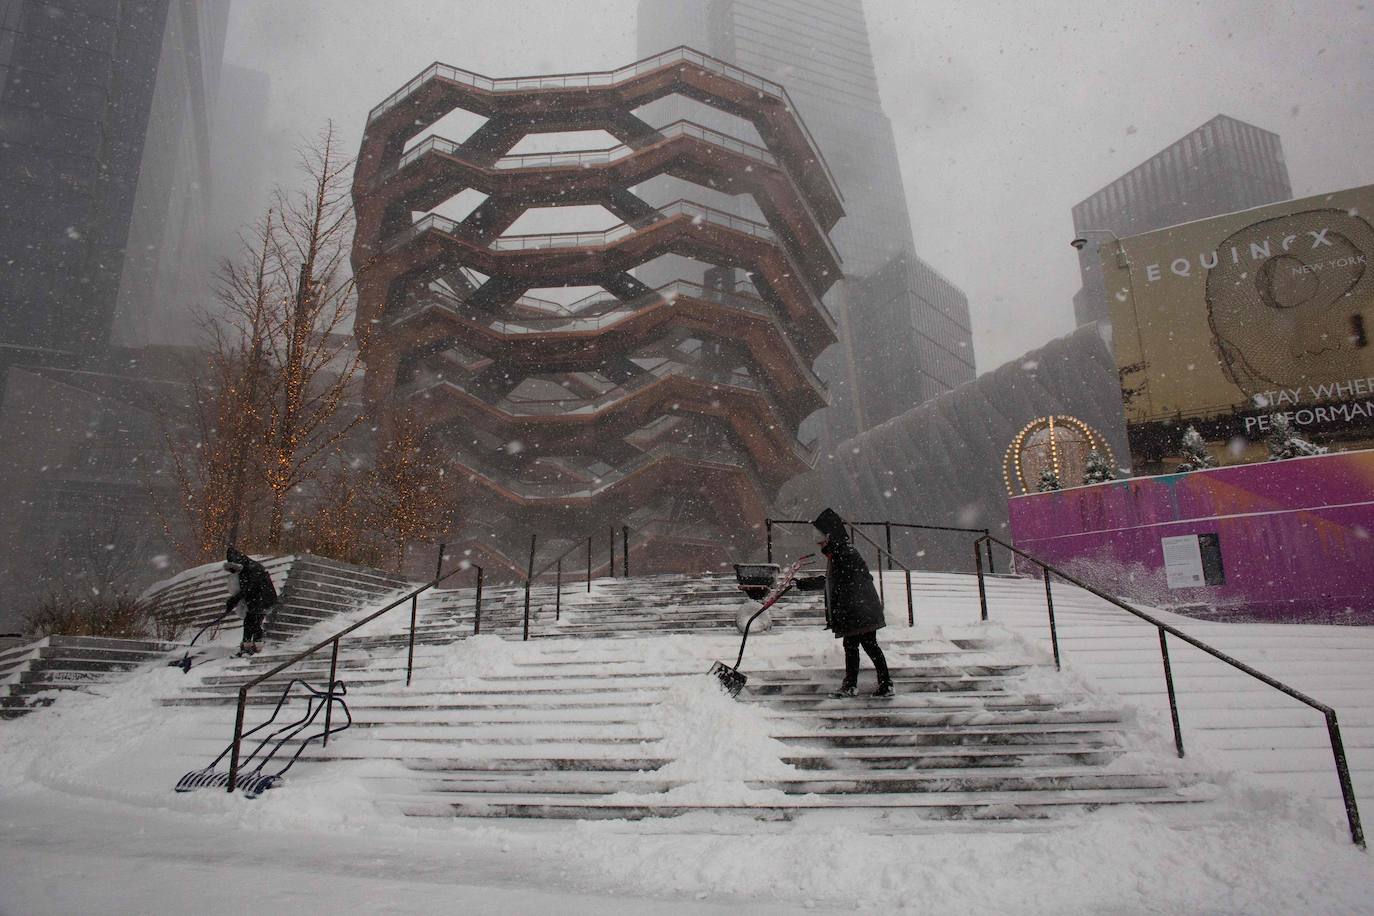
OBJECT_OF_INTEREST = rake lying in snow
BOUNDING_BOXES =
[710,554,814,697]
[175,678,351,798]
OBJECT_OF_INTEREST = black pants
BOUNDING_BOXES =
[242,608,266,644]
[842,631,891,688]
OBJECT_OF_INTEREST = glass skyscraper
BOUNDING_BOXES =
[636,0,975,443]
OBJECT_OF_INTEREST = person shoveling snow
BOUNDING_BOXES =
[224,547,278,657]
[797,508,894,698]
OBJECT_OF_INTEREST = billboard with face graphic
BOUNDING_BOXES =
[1105,184,1374,473]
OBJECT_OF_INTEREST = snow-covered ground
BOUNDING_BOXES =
[3,572,1372,913]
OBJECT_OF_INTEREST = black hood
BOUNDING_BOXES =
[226,547,248,567]
[812,508,848,543]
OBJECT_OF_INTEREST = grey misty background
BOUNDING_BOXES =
[224,0,1374,370]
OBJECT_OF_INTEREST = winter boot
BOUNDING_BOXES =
[828,683,857,699]
[872,682,895,698]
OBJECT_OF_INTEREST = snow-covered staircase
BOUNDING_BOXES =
[1,635,179,718]
[156,572,1212,823]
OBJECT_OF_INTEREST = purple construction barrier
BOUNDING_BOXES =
[1008,450,1374,623]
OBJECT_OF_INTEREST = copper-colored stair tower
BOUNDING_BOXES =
[352,47,844,575]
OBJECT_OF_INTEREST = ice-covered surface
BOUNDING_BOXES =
[3,570,1373,913]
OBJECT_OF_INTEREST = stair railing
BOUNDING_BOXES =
[973,532,1365,849]
[225,545,482,793]
[765,517,998,574]
[514,524,634,640]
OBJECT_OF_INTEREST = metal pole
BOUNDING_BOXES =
[974,540,989,622]
[227,688,247,793]
[608,526,615,578]
[586,536,592,592]
[473,566,483,635]
[766,519,773,564]
[622,525,629,577]
[876,546,885,604]
[885,522,893,572]
[406,594,418,686]
[1324,710,1366,848]
[905,569,913,627]
[325,637,340,741]
[1042,565,1060,670]
[1158,628,1184,758]
[556,559,562,621]
[524,533,536,641]
[984,532,995,575]
[434,542,446,582]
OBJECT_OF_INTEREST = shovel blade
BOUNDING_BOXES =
[708,661,747,698]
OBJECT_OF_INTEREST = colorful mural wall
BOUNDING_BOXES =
[1008,449,1374,622]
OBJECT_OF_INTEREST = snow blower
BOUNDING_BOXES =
[710,553,814,697]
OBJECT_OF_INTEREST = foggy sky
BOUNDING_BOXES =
[223,0,1374,371]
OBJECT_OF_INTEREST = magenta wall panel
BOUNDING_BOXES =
[1008,450,1374,622]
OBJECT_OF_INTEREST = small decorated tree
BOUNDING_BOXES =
[1037,466,1062,492]
[1175,426,1217,472]
[1266,413,1327,461]
[1082,449,1116,484]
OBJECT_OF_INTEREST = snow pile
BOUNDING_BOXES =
[613,675,795,804]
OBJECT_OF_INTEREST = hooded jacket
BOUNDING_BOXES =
[225,547,279,615]
[798,508,886,638]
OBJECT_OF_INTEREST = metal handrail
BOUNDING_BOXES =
[224,546,482,792]
[972,532,1365,849]
[764,517,997,575]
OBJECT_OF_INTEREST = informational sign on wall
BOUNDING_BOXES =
[1106,183,1374,473]
[1162,535,1206,588]
[1161,533,1226,589]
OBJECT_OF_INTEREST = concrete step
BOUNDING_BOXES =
[395,786,1211,820]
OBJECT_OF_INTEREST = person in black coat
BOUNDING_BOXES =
[224,547,278,655]
[797,508,894,698]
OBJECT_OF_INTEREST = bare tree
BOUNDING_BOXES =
[261,122,364,548]
[365,414,454,570]
[156,122,366,561]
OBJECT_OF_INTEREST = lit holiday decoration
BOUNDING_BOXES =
[1002,415,1115,496]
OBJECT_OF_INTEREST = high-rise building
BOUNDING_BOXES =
[1071,114,1292,327]
[0,0,230,616]
[636,0,975,443]
[0,0,228,378]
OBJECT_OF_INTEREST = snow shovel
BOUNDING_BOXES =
[710,554,814,697]
[169,609,236,672]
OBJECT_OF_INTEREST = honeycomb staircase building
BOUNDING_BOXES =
[352,49,844,572]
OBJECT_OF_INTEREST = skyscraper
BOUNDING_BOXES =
[0,0,228,377]
[1071,114,1292,327]
[636,0,975,443]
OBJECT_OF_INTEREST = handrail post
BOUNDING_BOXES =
[473,566,483,635]
[325,637,340,740]
[765,518,773,564]
[586,536,592,592]
[974,539,989,622]
[1158,628,1184,757]
[556,559,562,621]
[885,522,893,572]
[1042,564,1061,670]
[608,526,614,578]
[622,525,629,577]
[523,533,536,641]
[227,688,247,792]
[876,543,886,605]
[1324,710,1366,848]
[434,542,446,582]
[983,531,996,575]
[406,594,419,686]
[905,568,913,626]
